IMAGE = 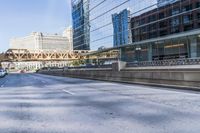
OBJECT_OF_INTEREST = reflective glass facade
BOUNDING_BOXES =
[121,35,200,62]
[121,0,200,62]
[72,0,90,50]
[112,9,131,47]
[131,0,200,43]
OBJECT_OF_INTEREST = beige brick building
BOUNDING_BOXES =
[10,27,73,51]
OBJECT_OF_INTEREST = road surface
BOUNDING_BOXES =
[0,73,200,133]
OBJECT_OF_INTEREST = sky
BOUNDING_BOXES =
[0,0,72,52]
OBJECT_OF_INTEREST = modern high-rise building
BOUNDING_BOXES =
[120,0,200,62]
[112,9,132,47]
[71,0,90,50]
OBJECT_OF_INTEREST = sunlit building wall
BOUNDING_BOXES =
[10,31,73,51]
[63,27,73,50]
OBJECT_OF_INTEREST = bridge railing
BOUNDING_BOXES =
[41,64,113,71]
[66,64,112,70]
[126,58,200,67]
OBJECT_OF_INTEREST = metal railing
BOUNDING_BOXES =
[126,58,200,67]
[39,64,113,72]
[66,64,112,69]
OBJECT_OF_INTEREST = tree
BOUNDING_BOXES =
[72,59,86,66]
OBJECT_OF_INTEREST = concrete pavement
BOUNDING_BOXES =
[0,73,200,133]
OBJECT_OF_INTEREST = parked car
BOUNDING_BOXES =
[0,69,6,78]
[4,69,8,75]
[20,70,26,73]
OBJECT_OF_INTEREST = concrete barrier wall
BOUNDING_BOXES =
[39,68,200,88]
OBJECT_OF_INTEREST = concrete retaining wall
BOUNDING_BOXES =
[38,68,200,89]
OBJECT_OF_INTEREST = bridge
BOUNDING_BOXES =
[0,49,119,62]
[0,49,88,62]
[0,49,119,70]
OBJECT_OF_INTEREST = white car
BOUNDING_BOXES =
[0,69,6,77]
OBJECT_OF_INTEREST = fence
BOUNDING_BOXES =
[66,64,112,69]
[126,58,200,67]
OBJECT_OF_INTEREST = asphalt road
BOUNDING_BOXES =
[0,73,200,133]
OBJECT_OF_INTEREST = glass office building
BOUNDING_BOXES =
[71,0,90,50]
[112,9,132,47]
[120,0,200,62]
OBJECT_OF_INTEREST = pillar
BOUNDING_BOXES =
[112,60,127,71]
[120,47,126,62]
[190,37,197,58]
[148,44,153,61]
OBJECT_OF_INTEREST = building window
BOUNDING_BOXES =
[149,31,157,39]
[121,47,136,62]
[140,18,146,25]
[148,15,156,22]
[183,15,193,24]
[149,24,157,31]
[182,4,193,12]
[171,17,180,26]
[197,12,200,20]
[159,12,165,19]
[171,7,180,15]
[184,24,194,31]
[160,30,168,36]
[164,40,188,59]
[171,26,180,34]
[134,45,148,61]
[197,37,200,57]
[133,20,140,27]
[159,21,167,28]
[152,42,164,60]
[134,29,140,35]
[196,2,200,8]
[141,26,146,33]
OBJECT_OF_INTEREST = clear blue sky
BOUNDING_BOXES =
[0,0,71,52]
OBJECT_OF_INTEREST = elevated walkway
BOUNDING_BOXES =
[0,49,119,62]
